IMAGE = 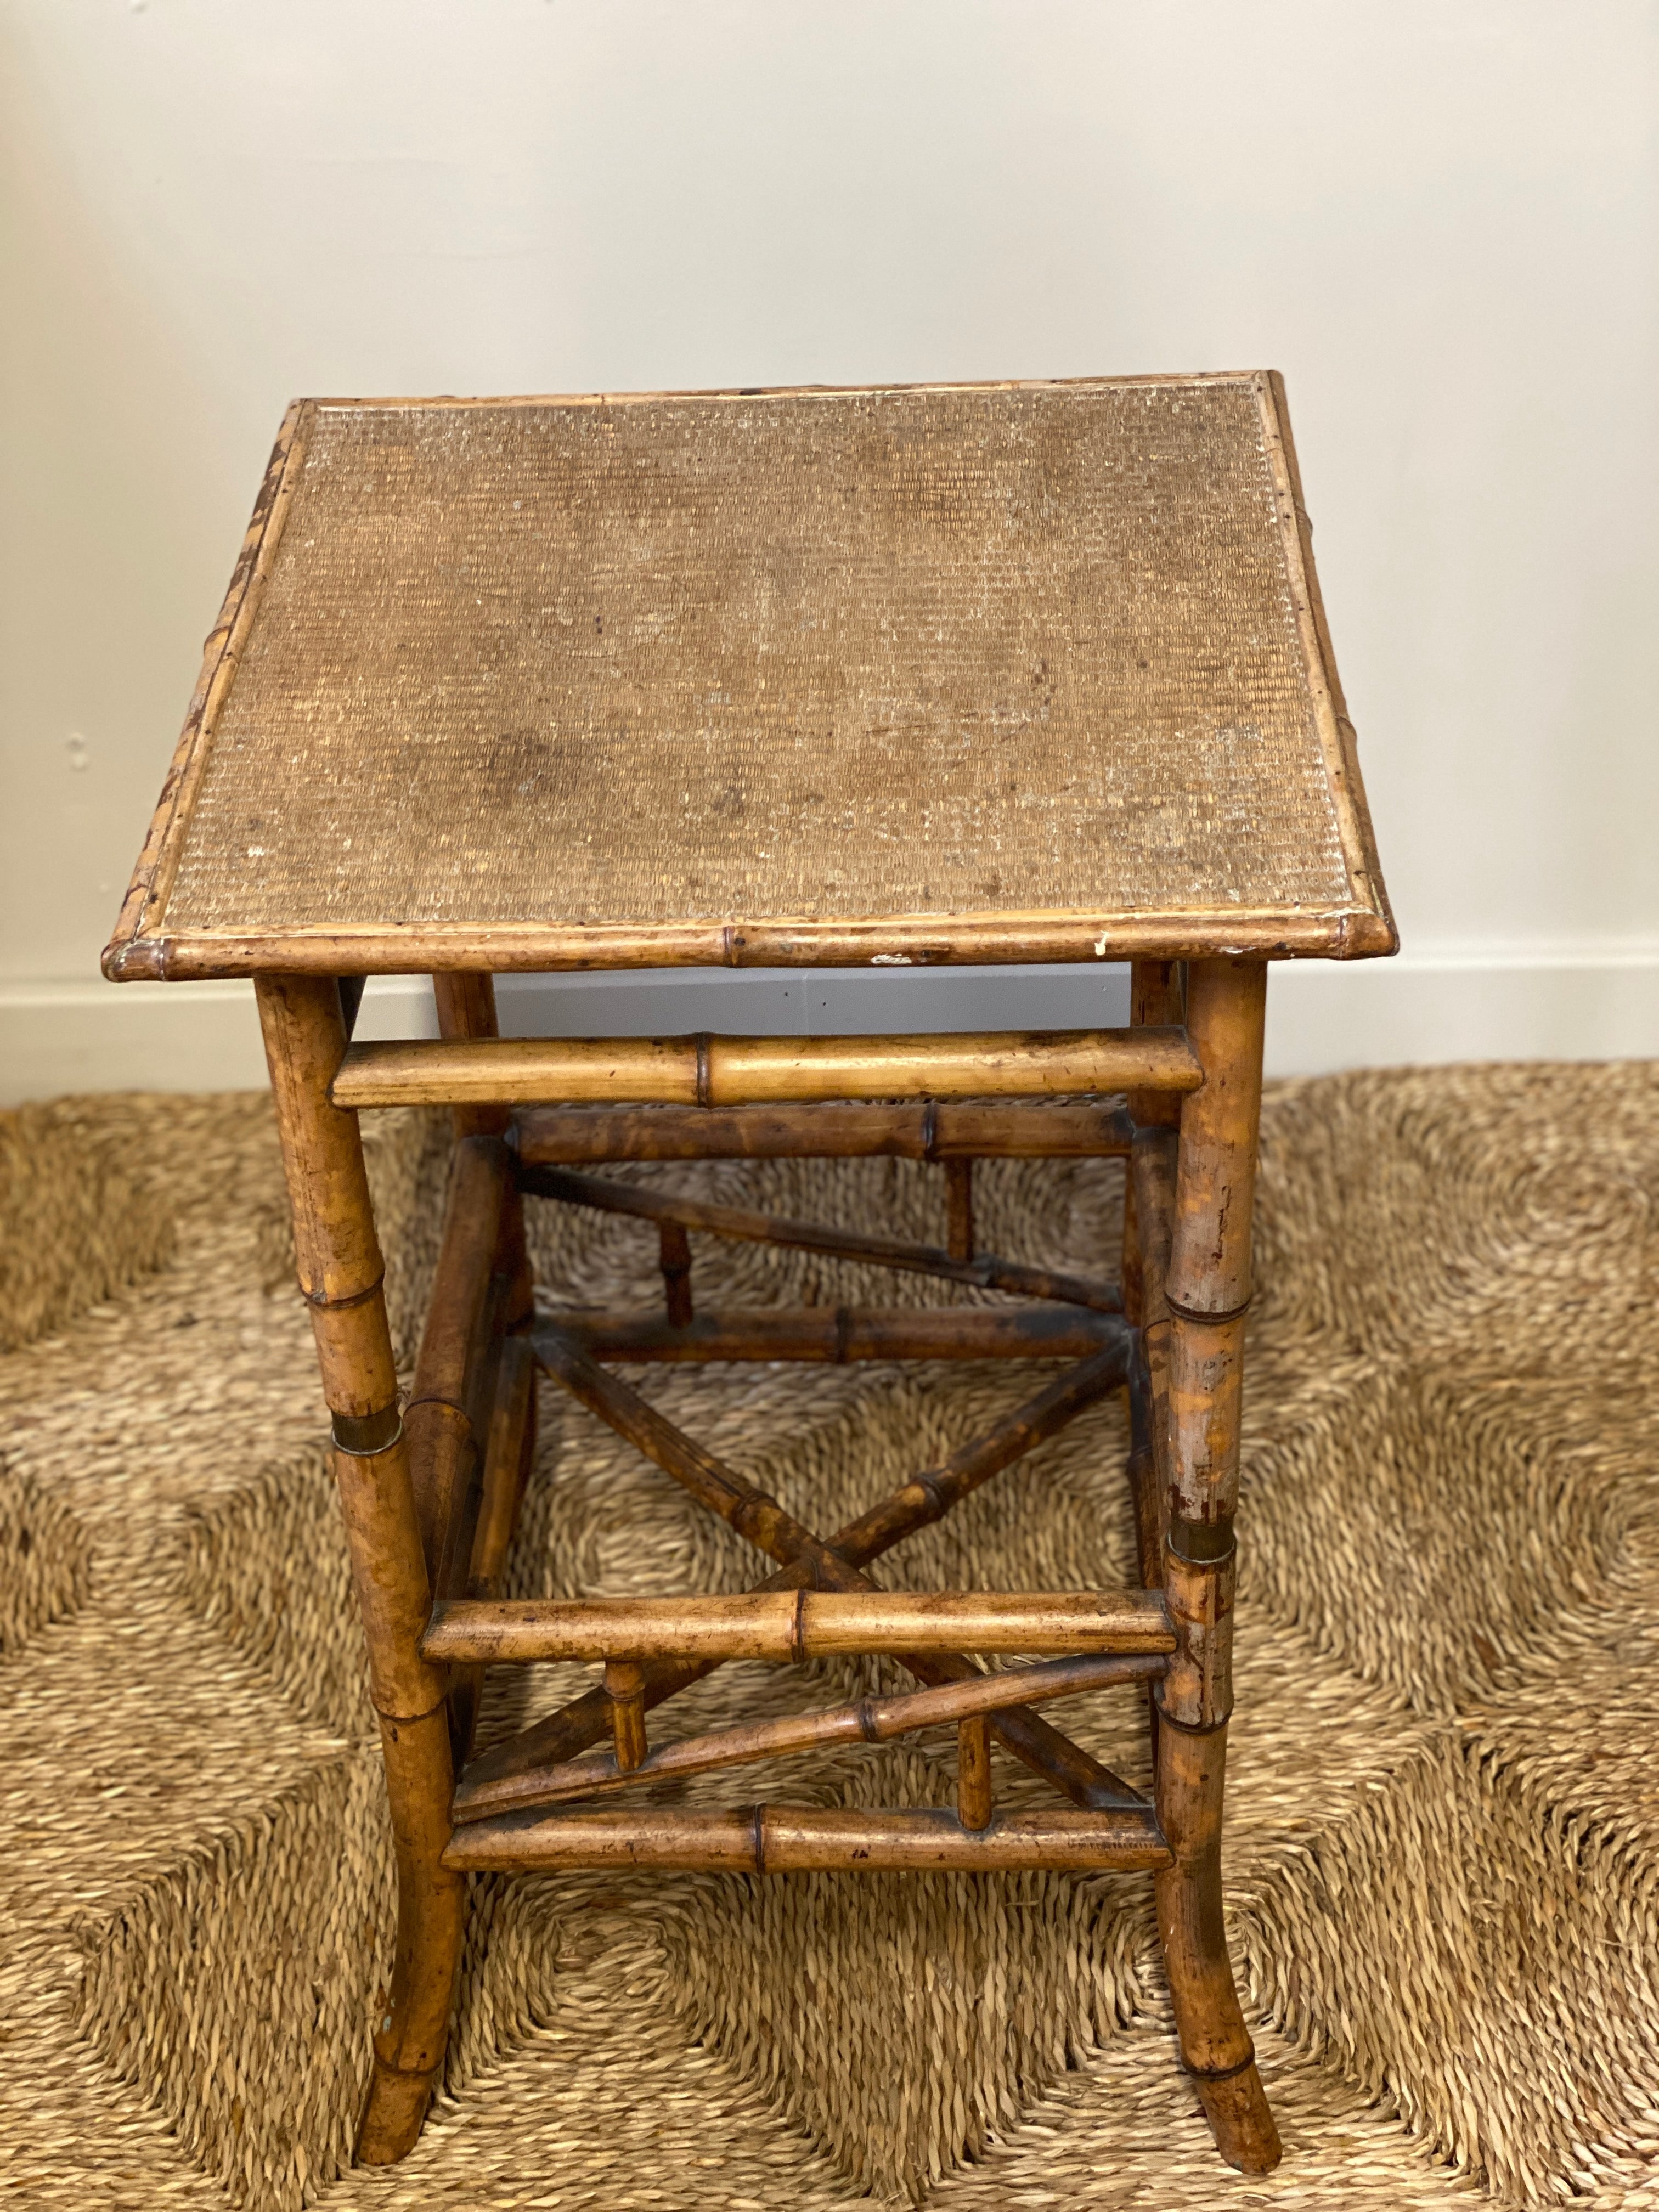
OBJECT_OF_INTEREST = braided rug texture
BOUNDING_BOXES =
[1,1064,1656,2209]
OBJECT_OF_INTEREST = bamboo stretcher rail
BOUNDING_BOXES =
[543,1305,1124,1364]
[443,1804,1173,1874]
[454,1338,1141,1822]
[516,1164,1122,1313]
[827,1340,1130,1562]
[537,1324,838,1566]
[456,1653,1163,1809]
[466,1335,538,1599]
[423,1588,1175,1666]
[330,1028,1202,1110]
[511,1097,1137,1164]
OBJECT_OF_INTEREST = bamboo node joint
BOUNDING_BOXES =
[1153,1691,1232,1737]
[1164,1291,1252,1327]
[307,1271,387,1313]
[1185,2048,1261,2086]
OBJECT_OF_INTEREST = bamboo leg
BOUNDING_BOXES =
[957,1713,993,1830]
[1120,1162,1142,1336]
[257,974,462,2167]
[408,1135,510,1586]
[605,1661,649,1771]
[433,973,534,1326]
[517,1163,1121,1314]
[449,1331,538,1763]
[1124,960,1184,1310]
[469,1334,538,1596]
[1127,1127,1178,1592]
[1126,959,1186,1593]
[430,974,537,1767]
[659,1221,694,1326]
[944,1156,975,1261]
[1154,957,1280,2174]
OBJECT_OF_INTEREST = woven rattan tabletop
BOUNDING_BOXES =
[105,374,1393,981]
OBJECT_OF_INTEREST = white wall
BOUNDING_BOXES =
[3,0,1656,1101]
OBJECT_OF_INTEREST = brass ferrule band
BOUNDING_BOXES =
[1166,1514,1237,1567]
[331,1404,404,1457]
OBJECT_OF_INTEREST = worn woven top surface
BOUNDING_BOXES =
[112,375,1393,975]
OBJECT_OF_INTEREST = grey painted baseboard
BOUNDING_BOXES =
[5,950,1657,1105]
[0,966,1130,1105]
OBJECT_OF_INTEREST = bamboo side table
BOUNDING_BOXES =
[105,374,1394,2178]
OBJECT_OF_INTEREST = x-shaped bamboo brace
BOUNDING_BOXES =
[454,1327,1142,1822]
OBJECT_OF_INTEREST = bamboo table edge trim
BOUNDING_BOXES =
[103,902,1397,981]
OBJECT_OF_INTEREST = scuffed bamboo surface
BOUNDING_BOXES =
[3,1066,1658,2208]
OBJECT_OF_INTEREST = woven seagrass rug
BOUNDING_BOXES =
[2,1065,1657,2210]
